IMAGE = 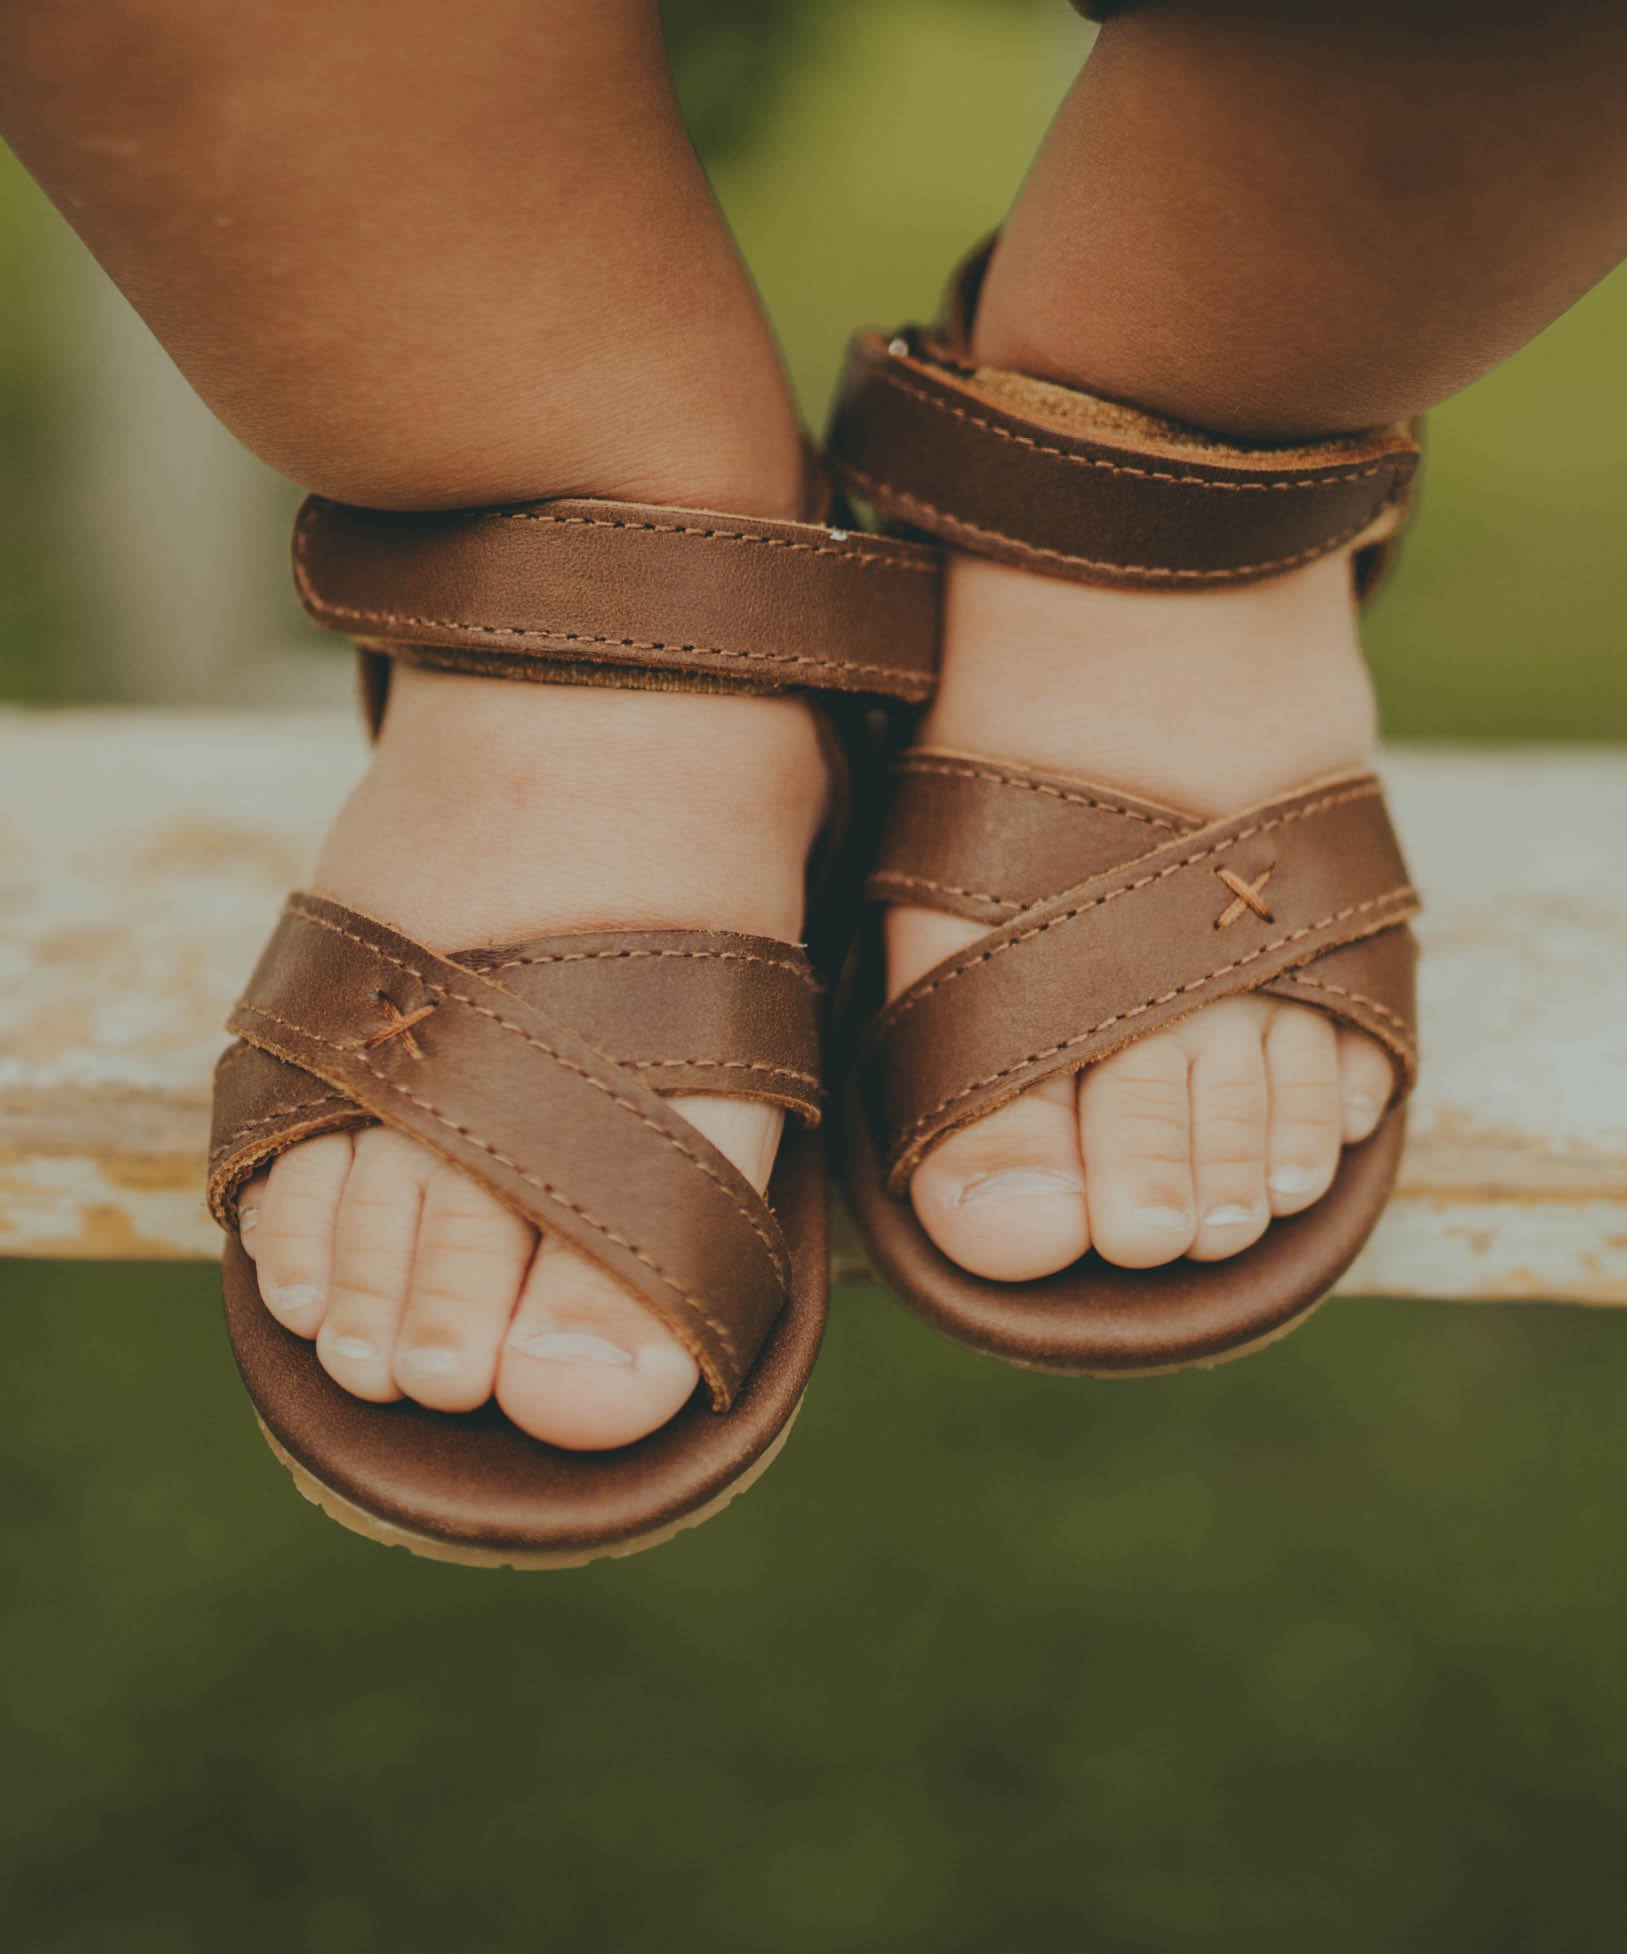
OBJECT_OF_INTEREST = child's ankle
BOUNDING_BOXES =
[925,550,1376,814]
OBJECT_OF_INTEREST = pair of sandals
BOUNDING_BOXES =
[208,246,1423,1568]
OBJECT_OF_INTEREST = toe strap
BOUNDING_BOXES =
[865,768,1419,1191]
[209,896,820,1409]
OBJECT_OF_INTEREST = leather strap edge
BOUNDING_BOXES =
[294,493,942,702]
[826,322,1420,591]
[215,895,795,1409]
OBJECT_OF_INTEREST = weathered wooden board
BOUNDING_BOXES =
[1,710,1623,1301]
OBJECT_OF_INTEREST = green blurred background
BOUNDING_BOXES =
[3,4,1626,1949]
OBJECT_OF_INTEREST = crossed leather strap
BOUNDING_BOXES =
[863,753,1420,1191]
[208,901,823,1410]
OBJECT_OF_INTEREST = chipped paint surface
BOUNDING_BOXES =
[0,706,363,1259]
[0,717,1623,1298]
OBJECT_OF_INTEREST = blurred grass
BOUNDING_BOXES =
[2,4,1627,1949]
[6,1264,1627,1953]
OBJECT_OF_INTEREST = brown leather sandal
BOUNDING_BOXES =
[208,483,940,1566]
[825,243,1424,1377]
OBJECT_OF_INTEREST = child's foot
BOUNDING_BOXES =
[236,665,827,1451]
[888,550,1396,1282]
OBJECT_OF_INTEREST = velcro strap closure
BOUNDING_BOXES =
[866,772,1419,1189]
[827,326,1420,590]
[294,494,941,701]
[217,894,793,1409]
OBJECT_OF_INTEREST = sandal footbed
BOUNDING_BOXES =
[223,1125,827,1560]
[843,1086,1406,1376]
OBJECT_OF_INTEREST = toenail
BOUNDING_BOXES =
[511,1329,633,1368]
[1346,1091,1380,1124]
[1268,1164,1318,1196]
[329,1334,375,1362]
[267,1281,322,1313]
[1202,1204,1262,1230]
[956,1168,1084,1207]
[239,1206,259,1235]
[1133,1205,1193,1232]
[400,1345,459,1376]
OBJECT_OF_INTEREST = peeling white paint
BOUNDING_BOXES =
[0,716,1623,1298]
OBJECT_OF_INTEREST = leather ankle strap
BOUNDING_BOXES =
[826,237,1420,597]
[293,490,941,703]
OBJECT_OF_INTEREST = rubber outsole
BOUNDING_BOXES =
[257,1406,800,1571]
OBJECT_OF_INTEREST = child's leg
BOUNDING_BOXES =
[895,0,1627,1280]
[1,0,823,1448]
[0,0,802,514]
[982,0,1627,436]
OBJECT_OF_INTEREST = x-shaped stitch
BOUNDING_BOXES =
[1213,864,1275,929]
[363,995,437,1058]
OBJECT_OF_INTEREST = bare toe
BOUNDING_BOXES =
[251,1132,355,1336]
[1265,1005,1343,1214]
[1185,999,1271,1262]
[908,1076,1088,1281]
[495,1239,702,1451]
[1337,1028,1396,1142]
[237,1173,269,1261]
[494,1095,773,1450]
[392,1161,535,1412]
[1080,1033,1197,1266]
[315,1127,434,1402]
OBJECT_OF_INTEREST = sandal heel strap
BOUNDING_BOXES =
[826,240,1420,594]
[293,492,941,702]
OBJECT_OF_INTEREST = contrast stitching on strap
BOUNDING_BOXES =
[282,900,791,1290]
[292,513,927,689]
[867,871,1013,909]
[213,1091,355,1143]
[876,782,1395,1029]
[895,754,1188,829]
[1282,971,1418,1051]
[625,1057,821,1086]
[234,1001,743,1368]
[311,607,922,689]
[865,361,1405,494]
[1214,865,1275,928]
[837,464,1392,584]
[480,943,820,990]
[363,997,436,1056]
[889,892,1419,1157]
[486,509,938,572]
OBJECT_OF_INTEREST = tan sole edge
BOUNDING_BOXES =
[1002,1289,1330,1381]
[836,1129,1366,1385]
[256,1406,801,1572]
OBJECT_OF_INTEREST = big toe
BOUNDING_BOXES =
[496,1093,777,1450]
[495,1238,702,1451]
[910,1074,1089,1281]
